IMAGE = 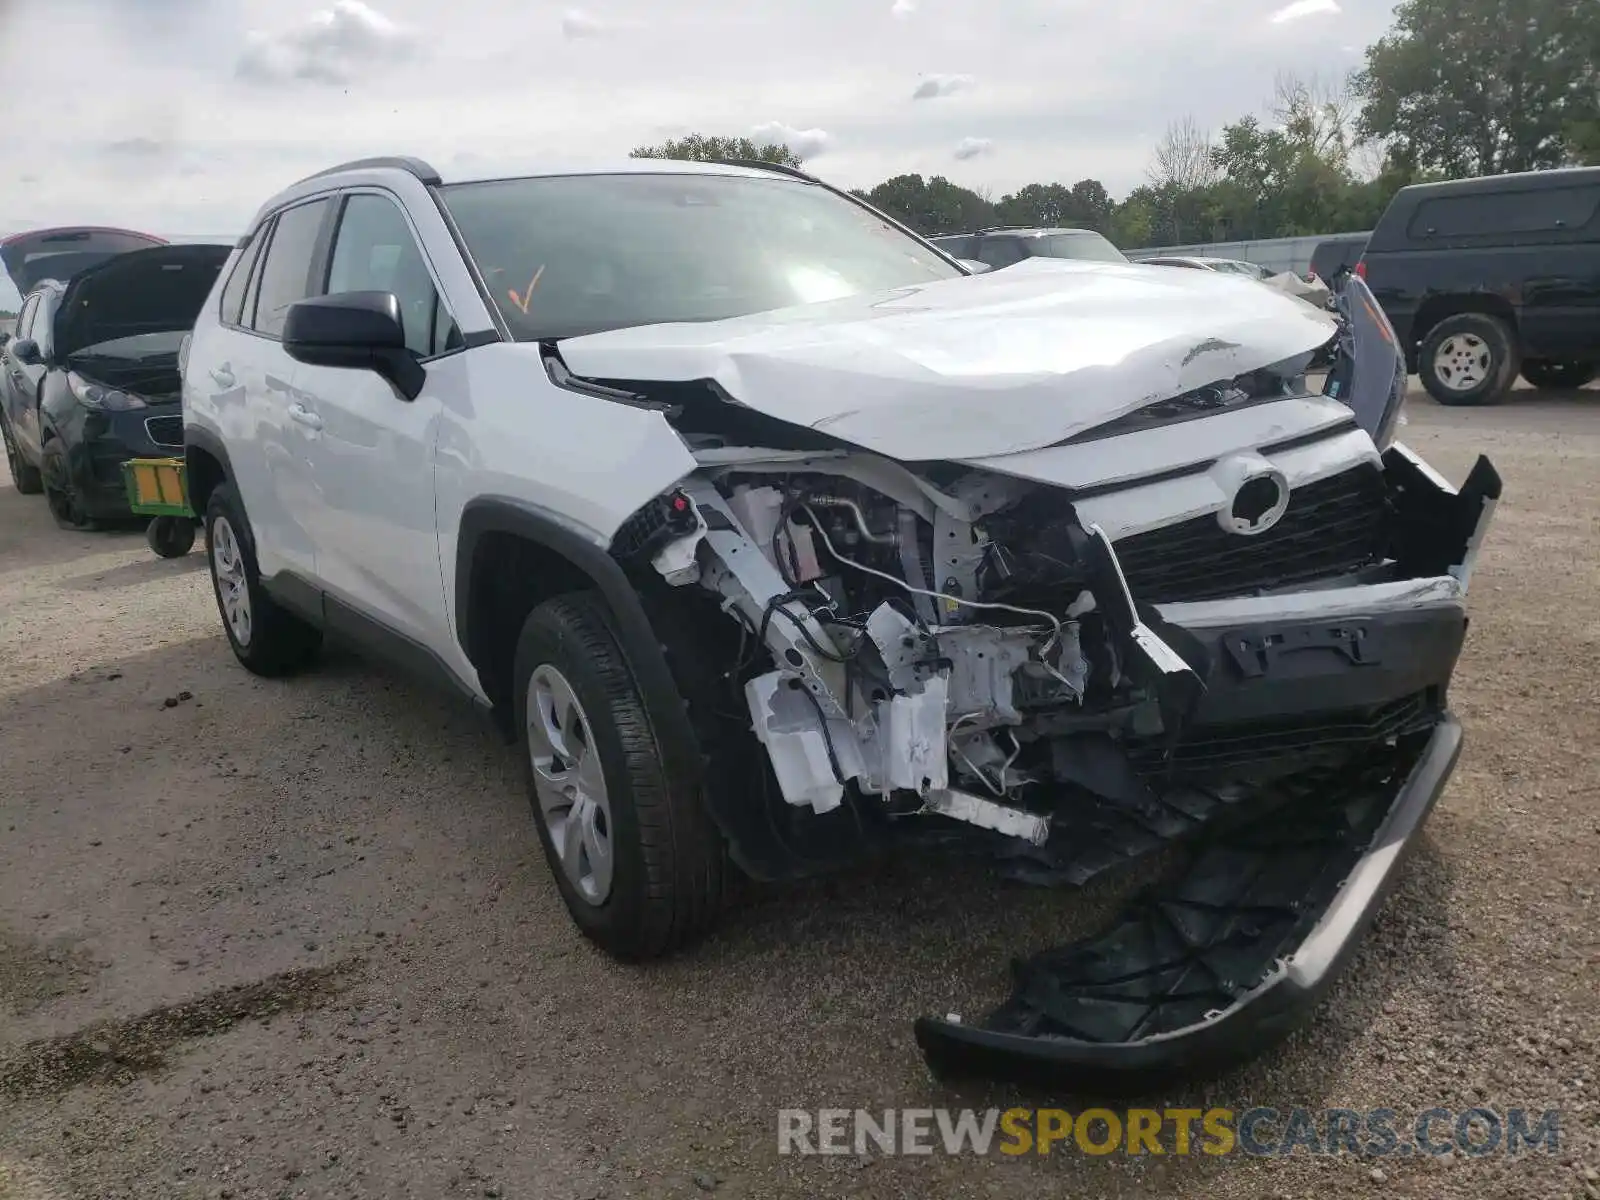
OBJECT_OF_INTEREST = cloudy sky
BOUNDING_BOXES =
[1,0,1397,304]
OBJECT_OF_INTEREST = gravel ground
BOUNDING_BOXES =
[1,382,1597,1200]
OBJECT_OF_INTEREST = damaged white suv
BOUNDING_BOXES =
[184,157,1499,1090]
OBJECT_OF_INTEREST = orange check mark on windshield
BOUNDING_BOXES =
[508,264,545,314]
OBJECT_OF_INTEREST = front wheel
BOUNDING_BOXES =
[514,592,724,960]
[1520,359,1598,391]
[203,482,321,676]
[1418,313,1520,407]
[40,440,98,530]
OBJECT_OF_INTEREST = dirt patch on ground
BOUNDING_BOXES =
[0,961,359,1102]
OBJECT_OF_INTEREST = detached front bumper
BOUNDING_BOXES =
[913,443,1498,1093]
[915,714,1460,1092]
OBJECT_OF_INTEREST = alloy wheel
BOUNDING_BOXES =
[526,663,615,906]
[210,515,254,647]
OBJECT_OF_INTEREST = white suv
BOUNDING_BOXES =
[184,155,1500,1089]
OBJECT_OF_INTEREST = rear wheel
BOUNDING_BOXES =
[40,439,98,530]
[0,414,42,494]
[514,592,724,960]
[204,482,321,675]
[1520,359,1598,391]
[1418,313,1520,407]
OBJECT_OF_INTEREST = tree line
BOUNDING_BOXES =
[631,0,1599,247]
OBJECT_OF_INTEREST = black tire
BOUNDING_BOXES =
[0,414,43,494]
[146,516,197,558]
[1418,312,1521,407]
[1520,359,1598,391]
[514,591,724,960]
[203,482,321,676]
[40,439,100,530]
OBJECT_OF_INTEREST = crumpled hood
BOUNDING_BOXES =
[557,257,1339,461]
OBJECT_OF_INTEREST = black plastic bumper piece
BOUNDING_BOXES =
[914,714,1461,1094]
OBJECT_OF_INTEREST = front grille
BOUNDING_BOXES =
[1125,691,1435,779]
[145,415,184,448]
[1114,465,1388,604]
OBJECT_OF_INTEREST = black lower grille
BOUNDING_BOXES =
[1126,691,1435,779]
[1115,465,1389,604]
[145,415,184,448]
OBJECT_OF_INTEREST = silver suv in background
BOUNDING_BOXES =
[930,226,1128,270]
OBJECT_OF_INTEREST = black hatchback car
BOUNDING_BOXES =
[1357,167,1600,405]
[1,228,231,527]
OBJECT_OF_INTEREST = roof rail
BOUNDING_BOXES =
[293,156,442,187]
[708,158,821,183]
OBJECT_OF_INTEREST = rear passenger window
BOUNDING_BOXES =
[1410,186,1600,241]
[251,199,331,338]
[325,193,459,358]
[218,236,265,327]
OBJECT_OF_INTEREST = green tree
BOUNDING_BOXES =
[1352,0,1596,177]
[1568,118,1600,163]
[863,174,994,235]
[629,133,803,168]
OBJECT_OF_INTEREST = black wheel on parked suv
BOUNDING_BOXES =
[203,482,322,676]
[40,439,98,530]
[1520,359,1598,391]
[0,414,43,494]
[513,591,724,960]
[1418,312,1521,406]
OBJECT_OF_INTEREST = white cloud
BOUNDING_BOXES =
[1270,0,1340,23]
[236,0,416,86]
[751,121,833,161]
[953,137,994,161]
[891,0,917,16]
[912,73,975,100]
[561,9,612,38]
[0,0,1412,295]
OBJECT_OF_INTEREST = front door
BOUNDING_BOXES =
[289,191,462,649]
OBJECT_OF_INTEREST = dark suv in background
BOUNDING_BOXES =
[1310,234,1369,289]
[930,226,1128,271]
[1358,166,1600,405]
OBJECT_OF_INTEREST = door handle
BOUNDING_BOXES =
[287,403,324,432]
[209,365,236,388]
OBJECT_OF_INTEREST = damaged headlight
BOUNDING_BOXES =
[68,372,147,411]
[1323,276,1406,451]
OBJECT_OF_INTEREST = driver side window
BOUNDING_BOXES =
[325,194,461,359]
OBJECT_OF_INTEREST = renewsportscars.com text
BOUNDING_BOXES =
[777,1106,1560,1158]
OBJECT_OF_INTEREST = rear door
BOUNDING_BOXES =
[288,190,463,646]
[193,198,333,583]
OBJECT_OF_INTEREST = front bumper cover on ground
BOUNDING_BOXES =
[914,714,1461,1093]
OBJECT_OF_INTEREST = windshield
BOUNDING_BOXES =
[441,172,963,340]
[1032,233,1128,264]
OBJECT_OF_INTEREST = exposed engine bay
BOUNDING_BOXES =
[629,450,1211,854]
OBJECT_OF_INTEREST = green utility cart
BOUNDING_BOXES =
[121,456,199,558]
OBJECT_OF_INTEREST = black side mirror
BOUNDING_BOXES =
[282,291,425,401]
[11,337,41,365]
